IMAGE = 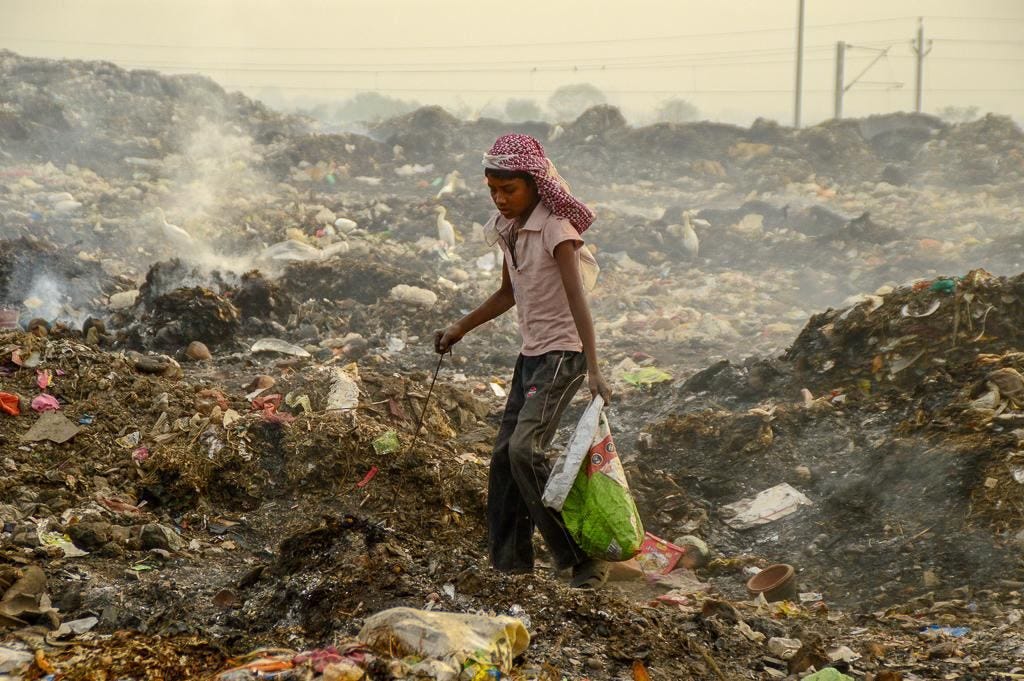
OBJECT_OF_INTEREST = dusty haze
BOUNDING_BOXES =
[2,0,1023,125]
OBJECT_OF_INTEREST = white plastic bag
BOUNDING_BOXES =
[358,607,529,678]
[543,395,604,511]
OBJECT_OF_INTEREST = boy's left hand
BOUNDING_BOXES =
[589,371,613,404]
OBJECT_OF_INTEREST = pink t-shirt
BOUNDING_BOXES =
[488,204,584,357]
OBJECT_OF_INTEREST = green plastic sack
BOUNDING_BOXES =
[560,411,644,561]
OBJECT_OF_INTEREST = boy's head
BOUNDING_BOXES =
[482,132,594,233]
[485,167,539,221]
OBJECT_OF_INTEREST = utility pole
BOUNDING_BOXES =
[794,0,806,127]
[911,17,932,113]
[834,41,846,119]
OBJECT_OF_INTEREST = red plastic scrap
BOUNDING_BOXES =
[356,466,379,488]
[294,647,343,673]
[293,643,371,673]
[264,410,295,424]
[251,394,282,411]
[0,392,19,416]
[252,394,294,424]
[912,280,932,292]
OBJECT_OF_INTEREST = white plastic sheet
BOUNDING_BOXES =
[720,482,812,529]
[542,395,604,511]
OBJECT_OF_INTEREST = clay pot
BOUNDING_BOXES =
[746,563,797,602]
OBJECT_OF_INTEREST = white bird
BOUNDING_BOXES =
[53,200,83,213]
[154,208,195,250]
[334,217,358,234]
[435,206,456,250]
[680,214,700,259]
[435,170,464,200]
[667,211,707,260]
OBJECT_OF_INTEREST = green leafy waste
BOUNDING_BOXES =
[372,430,400,455]
[622,367,672,386]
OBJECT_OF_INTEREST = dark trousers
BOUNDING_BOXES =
[488,350,589,572]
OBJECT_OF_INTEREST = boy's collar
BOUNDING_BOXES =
[517,202,550,232]
[494,203,550,234]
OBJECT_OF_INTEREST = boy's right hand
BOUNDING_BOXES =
[434,324,464,354]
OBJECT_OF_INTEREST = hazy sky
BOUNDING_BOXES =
[3,0,1023,125]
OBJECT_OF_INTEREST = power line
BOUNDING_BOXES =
[911,56,1024,63]
[106,44,839,70]
[0,17,922,52]
[923,88,1024,92]
[112,54,845,75]
[122,57,850,76]
[105,45,840,72]
[924,15,1024,24]
[213,83,907,95]
[74,41,906,77]
[932,38,1024,46]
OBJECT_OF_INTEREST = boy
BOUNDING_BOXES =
[434,134,612,588]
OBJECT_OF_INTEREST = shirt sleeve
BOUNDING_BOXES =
[542,216,583,257]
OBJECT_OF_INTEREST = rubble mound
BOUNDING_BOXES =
[918,113,1024,186]
[0,51,303,176]
[562,104,629,141]
[637,269,1024,613]
[264,132,390,180]
[231,270,296,322]
[371,105,465,160]
[794,120,882,182]
[857,112,945,164]
[147,286,241,349]
[373,106,549,167]
[786,269,1024,388]
[279,252,428,305]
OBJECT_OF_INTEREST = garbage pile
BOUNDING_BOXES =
[2,49,1024,679]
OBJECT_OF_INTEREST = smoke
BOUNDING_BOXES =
[165,119,266,222]
[19,272,91,328]
[146,119,276,277]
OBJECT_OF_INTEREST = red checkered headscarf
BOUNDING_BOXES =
[483,133,595,234]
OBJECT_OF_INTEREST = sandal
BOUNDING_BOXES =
[570,558,609,589]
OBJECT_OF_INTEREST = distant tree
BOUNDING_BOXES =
[548,83,607,121]
[335,92,420,123]
[477,100,506,120]
[654,98,700,123]
[446,98,477,120]
[505,98,544,122]
[936,105,981,124]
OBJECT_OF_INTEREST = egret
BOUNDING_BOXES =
[154,208,195,250]
[435,206,456,250]
[435,170,464,200]
[666,210,708,260]
[680,213,700,259]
